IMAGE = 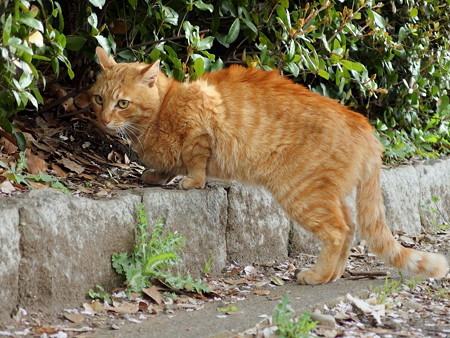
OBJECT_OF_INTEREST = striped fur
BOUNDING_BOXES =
[90,47,449,284]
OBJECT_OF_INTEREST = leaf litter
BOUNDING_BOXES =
[0,231,449,336]
[1,107,151,197]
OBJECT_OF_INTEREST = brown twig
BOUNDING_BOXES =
[58,106,92,119]
[39,86,90,114]
[347,270,388,277]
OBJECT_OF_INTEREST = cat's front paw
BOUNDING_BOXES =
[296,269,328,285]
[179,177,205,190]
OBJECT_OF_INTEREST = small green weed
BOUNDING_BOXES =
[372,277,404,304]
[87,285,111,302]
[273,295,317,338]
[202,253,215,275]
[111,204,210,294]
[421,196,450,230]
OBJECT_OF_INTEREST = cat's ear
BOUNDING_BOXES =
[140,60,160,87]
[96,47,116,69]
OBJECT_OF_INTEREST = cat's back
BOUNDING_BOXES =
[199,65,371,134]
[200,65,297,94]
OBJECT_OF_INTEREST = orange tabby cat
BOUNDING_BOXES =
[90,47,448,284]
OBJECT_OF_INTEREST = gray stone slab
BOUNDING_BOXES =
[139,186,228,276]
[415,157,450,229]
[289,223,321,256]
[17,190,140,312]
[0,156,449,320]
[226,183,290,264]
[381,165,421,234]
[0,207,20,322]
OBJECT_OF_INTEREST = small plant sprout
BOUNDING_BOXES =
[111,204,210,294]
[372,277,405,305]
[273,295,317,338]
[87,285,111,302]
[202,253,215,275]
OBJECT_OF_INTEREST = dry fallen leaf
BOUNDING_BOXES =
[107,302,139,314]
[74,93,91,108]
[64,313,84,323]
[143,286,163,305]
[58,157,85,174]
[1,137,18,154]
[0,180,16,194]
[254,289,270,296]
[269,275,285,286]
[27,181,47,189]
[25,149,47,174]
[48,84,76,112]
[28,30,44,47]
[33,326,58,335]
[51,163,67,178]
[83,301,105,314]
[223,278,249,285]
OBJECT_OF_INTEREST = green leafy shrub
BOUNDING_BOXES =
[112,204,210,294]
[1,1,449,163]
[0,0,73,146]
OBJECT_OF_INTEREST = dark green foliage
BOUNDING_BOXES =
[0,0,73,119]
[1,0,449,162]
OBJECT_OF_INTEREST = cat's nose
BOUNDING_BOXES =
[101,119,109,126]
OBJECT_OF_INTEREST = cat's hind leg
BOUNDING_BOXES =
[329,200,355,281]
[289,197,352,284]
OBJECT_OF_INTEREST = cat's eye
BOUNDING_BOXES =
[118,99,129,109]
[94,95,103,105]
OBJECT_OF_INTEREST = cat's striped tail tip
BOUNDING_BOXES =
[400,249,449,279]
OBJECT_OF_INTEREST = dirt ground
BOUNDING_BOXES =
[0,232,448,337]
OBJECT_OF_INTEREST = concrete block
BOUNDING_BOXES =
[415,158,450,229]
[381,166,421,234]
[140,186,228,276]
[289,223,321,257]
[17,190,140,312]
[0,207,20,322]
[226,184,290,264]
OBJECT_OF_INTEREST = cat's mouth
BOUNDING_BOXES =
[92,118,119,136]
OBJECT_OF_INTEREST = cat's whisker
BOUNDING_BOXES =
[123,124,145,152]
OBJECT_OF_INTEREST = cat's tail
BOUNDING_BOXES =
[356,156,449,278]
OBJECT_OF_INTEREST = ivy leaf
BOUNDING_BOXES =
[193,0,214,12]
[341,60,364,72]
[196,36,214,51]
[89,0,106,8]
[193,57,205,77]
[318,69,330,80]
[226,18,240,44]
[66,36,87,51]
[2,15,12,43]
[18,17,44,32]
[369,10,386,29]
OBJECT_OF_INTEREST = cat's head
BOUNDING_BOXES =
[89,47,162,137]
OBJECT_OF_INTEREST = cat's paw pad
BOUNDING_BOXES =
[296,269,327,285]
[179,177,205,190]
